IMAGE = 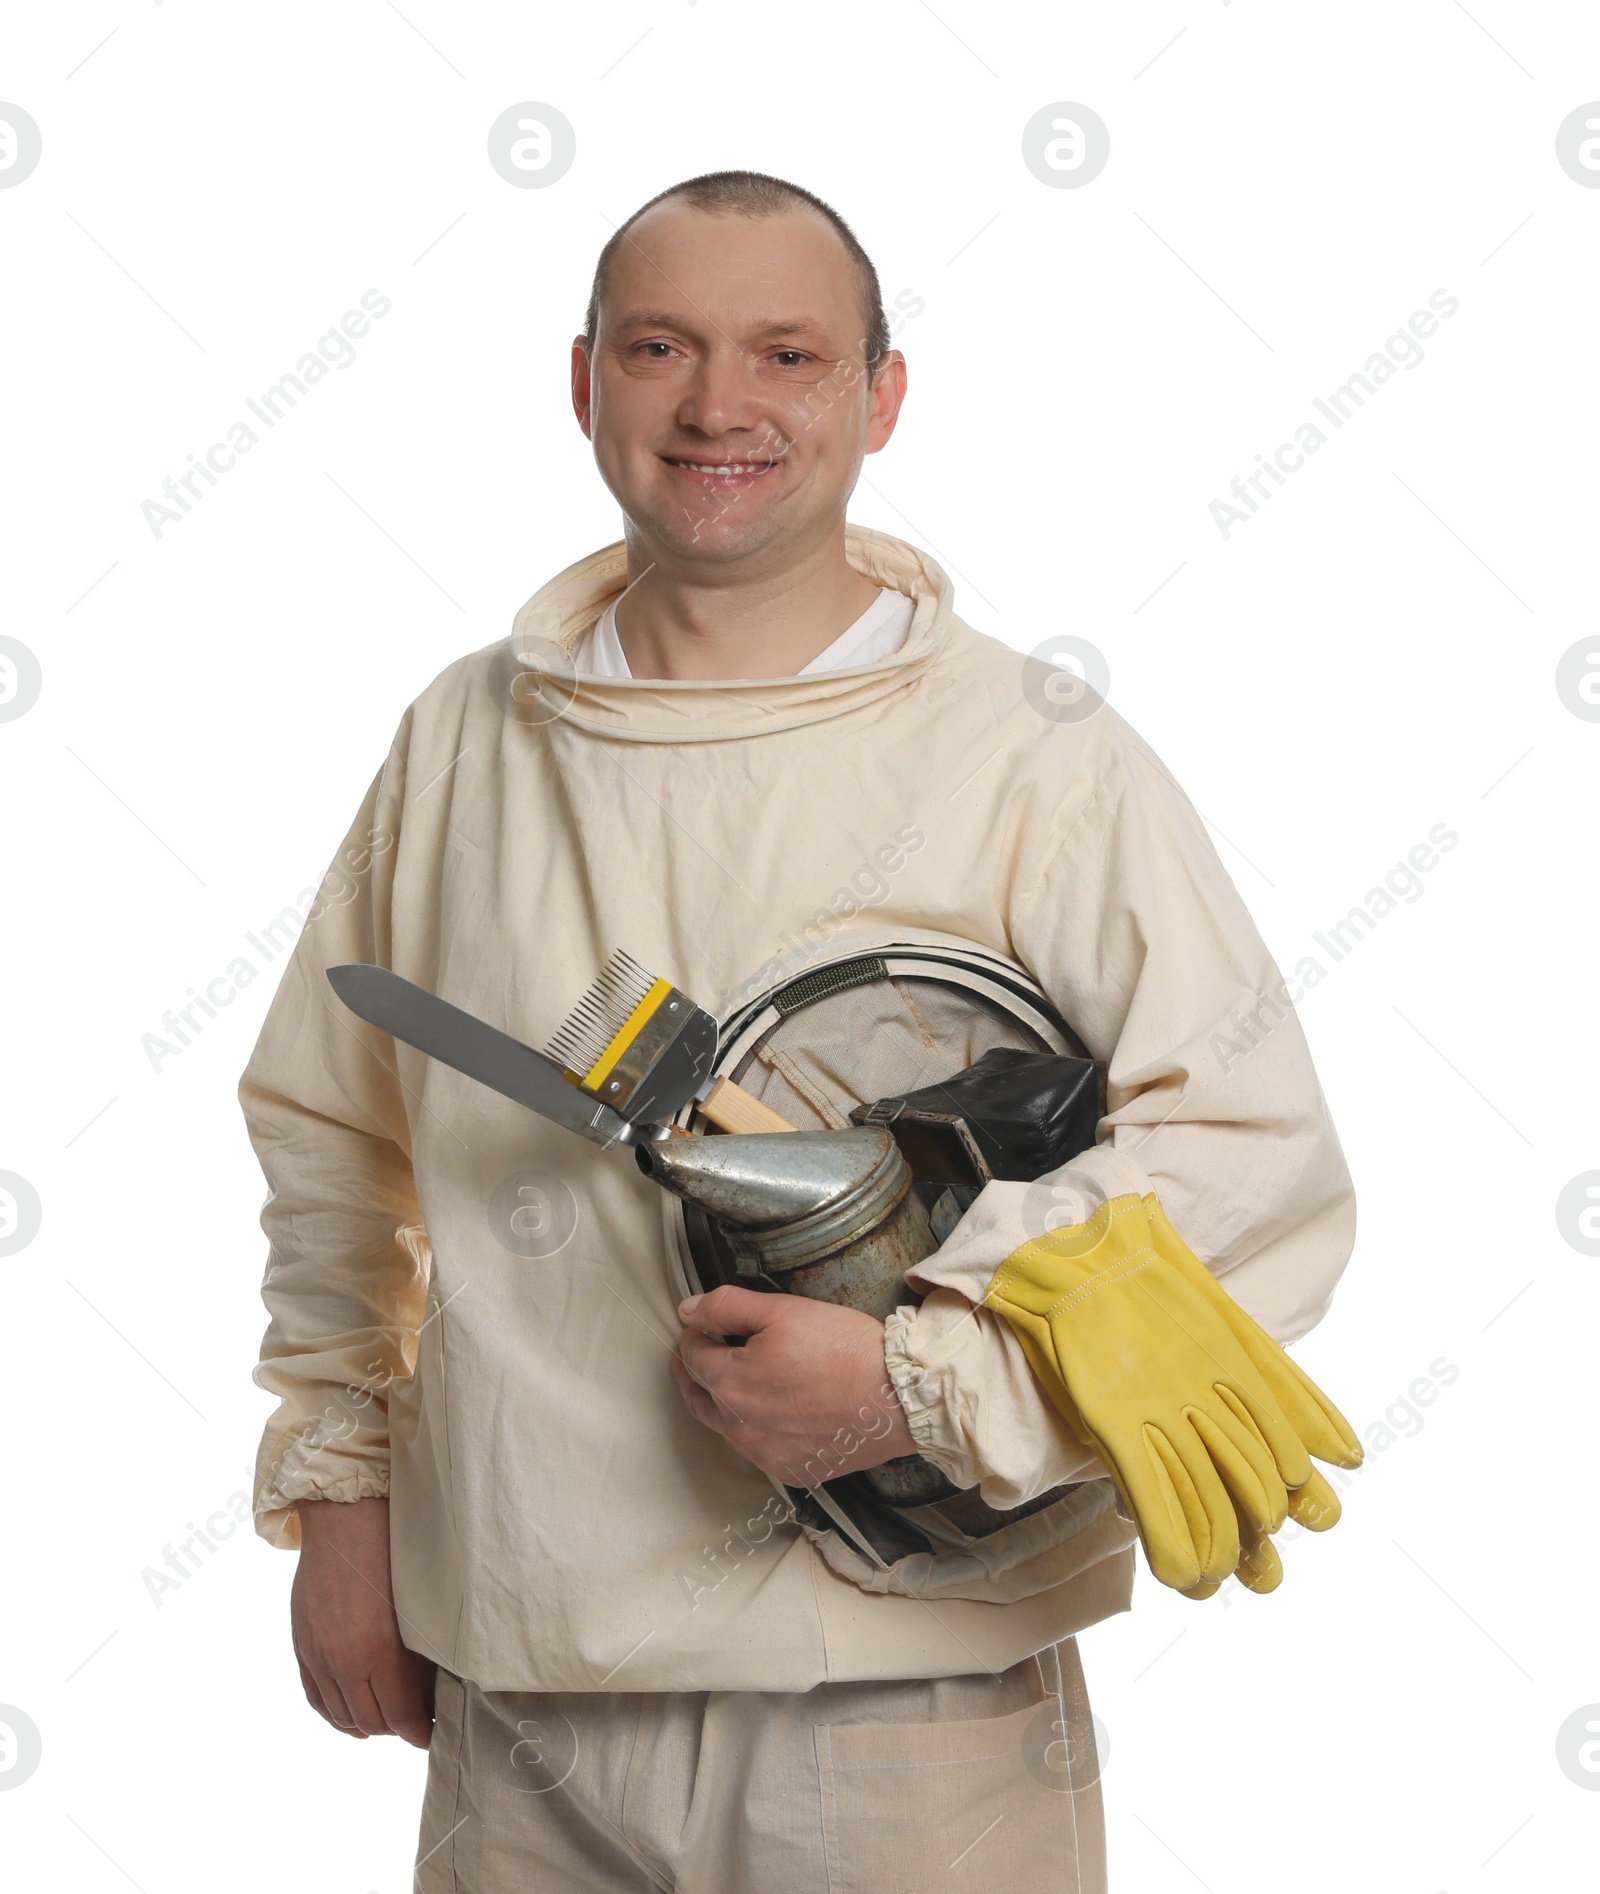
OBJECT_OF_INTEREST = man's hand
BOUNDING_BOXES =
[291,1496,435,1748]
[672,1286,918,1488]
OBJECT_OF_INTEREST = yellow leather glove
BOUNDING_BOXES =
[983,1193,1361,1597]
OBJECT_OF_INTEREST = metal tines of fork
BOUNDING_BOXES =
[544,947,661,1081]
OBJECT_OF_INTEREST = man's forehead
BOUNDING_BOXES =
[605,202,858,331]
[608,304,837,341]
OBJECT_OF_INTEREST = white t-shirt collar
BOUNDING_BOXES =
[576,584,914,679]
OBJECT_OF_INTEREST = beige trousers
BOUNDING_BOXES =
[414,1639,1106,1894]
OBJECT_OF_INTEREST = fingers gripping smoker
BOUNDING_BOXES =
[637,1125,957,1505]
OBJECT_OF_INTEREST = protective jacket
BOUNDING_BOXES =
[242,524,1356,1692]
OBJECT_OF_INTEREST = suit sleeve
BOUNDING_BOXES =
[240,724,430,1548]
[883,723,1356,1508]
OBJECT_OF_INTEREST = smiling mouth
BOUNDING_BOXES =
[661,457,779,482]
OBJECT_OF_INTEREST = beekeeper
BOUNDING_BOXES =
[243,169,1359,1894]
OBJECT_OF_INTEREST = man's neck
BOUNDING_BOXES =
[611,526,883,681]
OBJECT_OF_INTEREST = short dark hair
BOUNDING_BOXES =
[582,170,890,381]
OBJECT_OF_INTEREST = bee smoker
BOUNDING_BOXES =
[635,1126,960,1506]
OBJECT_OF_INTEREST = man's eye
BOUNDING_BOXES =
[772,350,810,368]
[637,342,676,359]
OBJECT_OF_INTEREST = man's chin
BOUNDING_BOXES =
[625,501,791,566]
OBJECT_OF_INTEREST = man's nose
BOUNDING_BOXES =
[674,345,777,443]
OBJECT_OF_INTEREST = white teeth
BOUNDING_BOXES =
[676,462,768,474]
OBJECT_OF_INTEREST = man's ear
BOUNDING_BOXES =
[864,351,908,455]
[571,338,594,437]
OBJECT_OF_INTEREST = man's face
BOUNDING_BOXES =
[573,202,905,568]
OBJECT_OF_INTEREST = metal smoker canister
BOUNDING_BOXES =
[637,1127,960,1507]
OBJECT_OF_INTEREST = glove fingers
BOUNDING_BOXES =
[1186,1399,1289,1536]
[1082,1422,1205,1594]
[1126,1264,1316,1489]
[1222,1327,1363,1469]
[1144,1426,1239,1587]
[1233,1520,1284,1594]
[1286,1466,1343,1532]
[1143,1203,1363,1469]
[1003,1320,1240,1592]
[1265,1355,1364,1469]
[1125,1430,1205,1591]
[1211,1377,1314,1493]
[1191,1293,1363,1471]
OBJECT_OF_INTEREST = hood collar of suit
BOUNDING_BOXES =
[506,524,956,744]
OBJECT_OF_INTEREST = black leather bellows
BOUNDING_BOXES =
[849,1046,1102,1186]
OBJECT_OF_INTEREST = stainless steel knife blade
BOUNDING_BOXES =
[326,964,656,1150]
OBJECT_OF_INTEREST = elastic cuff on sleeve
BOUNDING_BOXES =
[884,1291,1108,1508]
[883,1304,982,1490]
[255,1466,392,1550]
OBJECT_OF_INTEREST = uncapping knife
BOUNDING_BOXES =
[326,963,669,1149]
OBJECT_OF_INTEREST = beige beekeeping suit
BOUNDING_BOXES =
[242,524,1355,1699]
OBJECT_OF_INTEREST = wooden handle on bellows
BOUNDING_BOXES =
[696,1075,796,1134]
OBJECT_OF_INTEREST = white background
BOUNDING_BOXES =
[2,3,1597,1889]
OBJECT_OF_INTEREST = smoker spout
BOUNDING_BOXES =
[635,1128,903,1232]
